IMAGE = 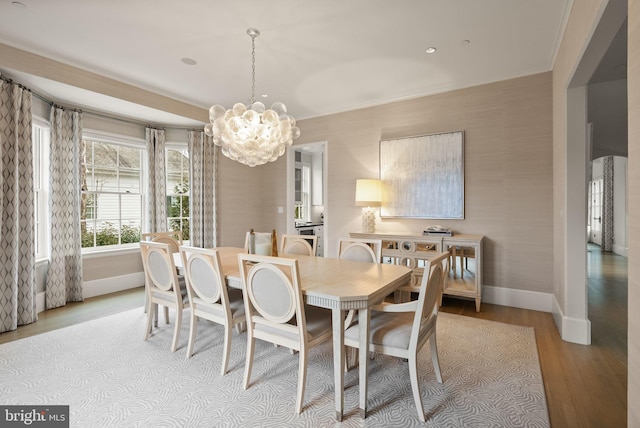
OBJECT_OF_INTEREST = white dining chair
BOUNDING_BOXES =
[395,251,450,306]
[244,230,278,256]
[238,253,332,414]
[281,234,317,256]
[179,246,246,375]
[343,251,449,422]
[140,240,189,352]
[141,231,183,253]
[337,238,382,263]
[140,231,183,322]
[338,237,383,324]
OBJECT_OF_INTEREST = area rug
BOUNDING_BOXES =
[0,309,549,427]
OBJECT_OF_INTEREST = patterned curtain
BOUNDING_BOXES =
[601,156,614,252]
[146,128,167,232]
[188,131,218,248]
[0,81,37,333]
[46,107,83,309]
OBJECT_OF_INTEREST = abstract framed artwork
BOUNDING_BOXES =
[380,131,464,219]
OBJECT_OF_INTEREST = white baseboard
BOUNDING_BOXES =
[482,285,553,312]
[82,272,145,299]
[612,244,628,256]
[551,297,591,345]
[482,286,591,345]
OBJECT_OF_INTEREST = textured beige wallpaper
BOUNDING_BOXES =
[627,0,639,424]
[284,72,553,293]
[82,253,143,281]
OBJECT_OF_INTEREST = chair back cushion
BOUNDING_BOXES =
[246,262,297,324]
[182,249,224,304]
[419,265,443,322]
[153,237,180,253]
[140,241,179,294]
[412,251,449,342]
[142,231,182,253]
[339,242,376,263]
[148,251,173,290]
[283,239,314,256]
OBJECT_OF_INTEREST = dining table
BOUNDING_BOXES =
[175,246,412,421]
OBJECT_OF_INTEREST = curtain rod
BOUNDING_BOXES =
[0,73,200,132]
[1,72,82,113]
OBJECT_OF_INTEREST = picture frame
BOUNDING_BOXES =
[380,131,464,219]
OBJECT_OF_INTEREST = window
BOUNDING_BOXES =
[33,120,49,260]
[166,148,190,240]
[81,138,143,248]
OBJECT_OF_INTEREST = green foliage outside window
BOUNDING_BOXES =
[81,223,141,248]
[168,180,189,240]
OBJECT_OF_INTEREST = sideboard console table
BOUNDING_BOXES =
[350,232,484,311]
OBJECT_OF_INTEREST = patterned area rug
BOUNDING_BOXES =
[0,309,549,427]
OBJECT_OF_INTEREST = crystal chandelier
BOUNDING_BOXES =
[204,28,300,167]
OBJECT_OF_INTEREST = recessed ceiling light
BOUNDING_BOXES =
[12,1,27,7]
[181,58,197,66]
[425,47,437,54]
[261,94,268,98]
[460,39,471,46]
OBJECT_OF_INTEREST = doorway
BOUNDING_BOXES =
[286,141,328,253]
[565,1,628,345]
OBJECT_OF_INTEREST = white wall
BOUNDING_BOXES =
[627,1,639,422]
[588,79,628,159]
[285,73,554,309]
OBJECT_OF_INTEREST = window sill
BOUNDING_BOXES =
[82,244,141,259]
[36,258,49,268]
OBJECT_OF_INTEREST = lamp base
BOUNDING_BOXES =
[361,207,377,233]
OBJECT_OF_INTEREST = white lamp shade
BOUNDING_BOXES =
[355,179,381,206]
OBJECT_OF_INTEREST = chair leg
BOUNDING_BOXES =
[234,323,243,335]
[344,310,356,328]
[430,336,443,384]
[164,306,170,324]
[296,347,308,414]
[243,332,255,390]
[171,306,182,353]
[143,284,149,314]
[186,312,198,358]
[221,324,232,376]
[153,303,159,328]
[345,347,357,372]
[144,303,155,340]
[408,355,426,423]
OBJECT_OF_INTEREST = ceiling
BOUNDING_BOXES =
[0,0,573,128]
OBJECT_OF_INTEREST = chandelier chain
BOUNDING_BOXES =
[250,32,256,104]
[204,27,300,167]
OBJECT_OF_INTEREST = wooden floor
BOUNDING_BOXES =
[0,246,627,427]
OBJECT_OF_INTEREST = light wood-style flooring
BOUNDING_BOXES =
[441,244,627,428]
[0,246,627,427]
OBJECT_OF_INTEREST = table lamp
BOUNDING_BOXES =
[355,179,381,233]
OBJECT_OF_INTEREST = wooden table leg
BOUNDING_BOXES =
[358,308,371,418]
[332,309,345,421]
